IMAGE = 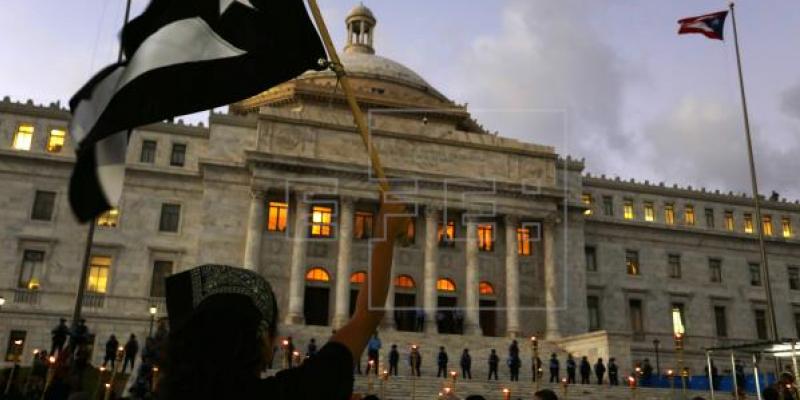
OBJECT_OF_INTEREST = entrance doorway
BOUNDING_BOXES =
[304,286,330,326]
[479,299,497,337]
[394,293,416,331]
[437,296,459,334]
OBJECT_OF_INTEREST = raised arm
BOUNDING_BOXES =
[330,199,409,363]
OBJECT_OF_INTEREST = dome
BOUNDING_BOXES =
[347,3,375,22]
[302,51,432,91]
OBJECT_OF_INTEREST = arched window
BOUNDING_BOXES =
[395,275,415,288]
[350,271,367,284]
[305,267,330,282]
[436,278,456,292]
[479,281,495,295]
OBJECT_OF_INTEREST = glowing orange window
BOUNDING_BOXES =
[479,281,495,295]
[305,267,330,282]
[350,271,367,284]
[438,220,455,245]
[517,227,532,256]
[436,278,456,292]
[395,275,415,288]
[267,202,288,232]
[311,206,333,237]
[477,224,493,251]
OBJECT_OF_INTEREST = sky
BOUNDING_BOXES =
[1,0,799,199]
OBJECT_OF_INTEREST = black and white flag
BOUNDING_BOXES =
[68,0,326,222]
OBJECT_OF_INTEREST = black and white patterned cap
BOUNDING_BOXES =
[166,264,275,336]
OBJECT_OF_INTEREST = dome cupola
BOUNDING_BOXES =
[344,3,376,55]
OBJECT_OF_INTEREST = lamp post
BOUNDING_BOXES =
[449,370,457,392]
[148,305,158,337]
[410,345,417,400]
[628,375,637,400]
[667,369,675,398]
[561,377,569,399]
[281,339,289,369]
[380,369,388,399]
[653,339,661,376]
[367,360,374,393]
[531,336,540,383]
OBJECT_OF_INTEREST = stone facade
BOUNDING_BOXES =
[0,5,798,376]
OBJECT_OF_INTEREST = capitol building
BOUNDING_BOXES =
[2,4,800,375]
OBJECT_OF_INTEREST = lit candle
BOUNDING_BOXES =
[502,387,510,400]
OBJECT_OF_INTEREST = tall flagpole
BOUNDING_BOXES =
[729,2,779,341]
[306,0,389,194]
[71,0,133,336]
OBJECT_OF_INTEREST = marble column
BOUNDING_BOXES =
[285,191,309,325]
[332,197,355,329]
[543,217,561,338]
[243,190,267,271]
[463,218,482,335]
[504,215,521,338]
[423,205,440,334]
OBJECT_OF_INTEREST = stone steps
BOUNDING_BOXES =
[277,325,567,377]
[351,375,711,400]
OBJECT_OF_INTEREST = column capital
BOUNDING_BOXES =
[339,195,355,207]
[424,203,443,214]
[250,189,268,200]
[504,214,519,226]
[543,212,560,225]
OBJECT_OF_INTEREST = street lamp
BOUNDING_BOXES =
[653,338,661,376]
[148,305,158,337]
[0,296,6,309]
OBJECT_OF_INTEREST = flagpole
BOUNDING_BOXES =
[71,0,133,338]
[306,0,389,194]
[729,2,779,341]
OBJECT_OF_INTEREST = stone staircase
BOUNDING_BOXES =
[277,325,568,378]
[350,375,712,400]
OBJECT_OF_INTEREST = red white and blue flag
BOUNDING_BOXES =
[677,10,728,40]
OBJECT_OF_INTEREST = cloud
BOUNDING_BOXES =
[636,96,800,200]
[782,82,800,121]
[446,0,635,170]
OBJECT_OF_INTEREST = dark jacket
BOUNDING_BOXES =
[389,349,399,364]
[580,359,591,376]
[460,353,471,369]
[125,338,139,357]
[489,354,499,368]
[437,351,448,366]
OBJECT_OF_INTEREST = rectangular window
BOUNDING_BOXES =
[47,129,66,153]
[762,215,773,236]
[587,296,600,331]
[96,208,120,228]
[477,224,494,252]
[405,219,416,244]
[625,250,640,276]
[354,211,374,239]
[310,206,333,237]
[582,193,593,215]
[672,303,687,334]
[267,202,288,232]
[744,213,754,234]
[623,200,634,220]
[18,250,44,290]
[664,204,675,225]
[149,260,173,298]
[170,143,186,167]
[705,208,715,228]
[159,203,181,232]
[684,205,695,226]
[140,140,157,163]
[709,259,722,283]
[602,196,614,216]
[629,299,644,339]
[12,124,34,151]
[644,202,655,222]
[4,330,26,362]
[714,306,728,338]
[668,254,681,279]
[31,190,56,221]
[585,246,597,272]
[754,310,768,340]
[724,211,735,231]
[86,255,111,294]
[438,220,455,246]
[789,266,800,291]
[783,217,794,238]
[517,227,531,256]
[749,263,762,286]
